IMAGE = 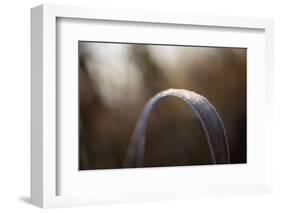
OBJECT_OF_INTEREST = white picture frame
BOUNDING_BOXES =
[31,4,274,208]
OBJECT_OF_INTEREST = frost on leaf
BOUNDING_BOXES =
[123,88,230,168]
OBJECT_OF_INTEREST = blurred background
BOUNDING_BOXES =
[79,42,246,170]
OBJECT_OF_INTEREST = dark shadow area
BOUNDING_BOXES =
[18,196,31,205]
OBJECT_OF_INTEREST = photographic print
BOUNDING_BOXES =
[79,42,246,170]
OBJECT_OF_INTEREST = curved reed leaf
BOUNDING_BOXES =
[123,88,230,168]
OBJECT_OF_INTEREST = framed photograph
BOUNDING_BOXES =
[31,4,274,208]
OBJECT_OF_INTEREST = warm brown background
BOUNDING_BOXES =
[79,42,246,170]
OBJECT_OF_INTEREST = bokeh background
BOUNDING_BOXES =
[79,42,246,170]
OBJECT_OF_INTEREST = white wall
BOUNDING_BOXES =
[0,0,280,212]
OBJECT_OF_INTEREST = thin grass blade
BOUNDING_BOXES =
[123,88,230,168]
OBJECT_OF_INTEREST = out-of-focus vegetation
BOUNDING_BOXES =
[79,42,246,170]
